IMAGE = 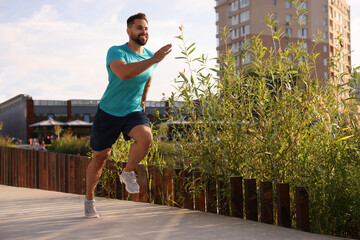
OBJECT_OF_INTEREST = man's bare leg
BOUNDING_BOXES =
[124,125,153,172]
[86,148,112,200]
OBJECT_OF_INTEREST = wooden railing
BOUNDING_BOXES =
[0,146,310,232]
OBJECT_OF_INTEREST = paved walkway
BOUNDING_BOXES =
[0,185,348,240]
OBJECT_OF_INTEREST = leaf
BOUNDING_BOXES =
[188,47,196,55]
[179,72,189,82]
[186,43,196,51]
[336,135,354,142]
[174,35,183,40]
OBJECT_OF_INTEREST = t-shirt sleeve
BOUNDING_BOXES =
[106,46,125,66]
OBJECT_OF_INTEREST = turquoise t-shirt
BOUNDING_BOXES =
[99,43,157,117]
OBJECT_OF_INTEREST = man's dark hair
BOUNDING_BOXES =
[127,13,148,28]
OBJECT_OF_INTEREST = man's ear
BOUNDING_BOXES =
[126,27,130,35]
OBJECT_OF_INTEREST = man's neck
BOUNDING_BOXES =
[127,41,143,54]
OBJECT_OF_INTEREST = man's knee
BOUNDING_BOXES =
[142,131,153,147]
[92,148,111,169]
[129,125,153,147]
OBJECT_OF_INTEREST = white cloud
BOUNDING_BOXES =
[0,0,217,102]
[0,3,118,101]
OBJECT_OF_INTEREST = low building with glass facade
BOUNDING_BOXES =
[0,94,170,143]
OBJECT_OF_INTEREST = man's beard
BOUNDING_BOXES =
[130,32,148,46]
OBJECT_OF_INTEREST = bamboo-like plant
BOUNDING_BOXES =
[166,1,360,237]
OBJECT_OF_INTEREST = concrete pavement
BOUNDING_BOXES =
[0,185,348,240]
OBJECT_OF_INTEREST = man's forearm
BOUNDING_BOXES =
[110,44,172,81]
[110,58,157,80]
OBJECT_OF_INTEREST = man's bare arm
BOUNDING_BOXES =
[110,44,172,80]
[140,76,153,111]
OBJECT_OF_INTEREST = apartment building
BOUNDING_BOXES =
[215,0,351,83]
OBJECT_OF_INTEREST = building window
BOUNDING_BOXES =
[244,53,251,64]
[322,32,328,40]
[324,59,328,66]
[323,5,328,12]
[240,40,249,50]
[297,1,307,10]
[232,15,239,25]
[298,28,308,39]
[84,114,90,122]
[323,45,328,53]
[299,42,308,53]
[274,0,277,6]
[285,1,292,8]
[240,0,249,8]
[286,28,292,37]
[273,13,277,21]
[323,18,328,26]
[324,72,328,79]
[235,56,240,66]
[330,7,333,18]
[240,10,250,22]
[240,25,250,37]
[232,42,240,53]
[285,14,292,23]
[231,1,239,12]
[232,28,239,39]
[48,114,54,120]
[216,12,219,21]
[299,15,308,25]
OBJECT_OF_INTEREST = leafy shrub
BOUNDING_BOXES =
[0,135,16,147]
[48,132,91,156]
[164,2,360,238]
[0,122,16,147]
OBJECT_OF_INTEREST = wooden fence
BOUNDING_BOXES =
[0,146,310,232]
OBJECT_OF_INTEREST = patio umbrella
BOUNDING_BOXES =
[29,118,65,127]
[29,118,65,140]
[65,120,92,127]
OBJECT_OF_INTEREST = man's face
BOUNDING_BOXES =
[128,19,149,46]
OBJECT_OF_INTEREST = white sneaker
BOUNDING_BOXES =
[84,199,99,218]
[120,171,140,194]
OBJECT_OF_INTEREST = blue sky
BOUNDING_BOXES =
[0,0,359,103]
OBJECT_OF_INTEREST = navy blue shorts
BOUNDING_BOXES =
[90,107,150,151]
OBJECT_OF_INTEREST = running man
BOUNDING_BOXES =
[84,13,172,218]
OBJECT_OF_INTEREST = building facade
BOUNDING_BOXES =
[0,94,170,143]
[215,0,351,82]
